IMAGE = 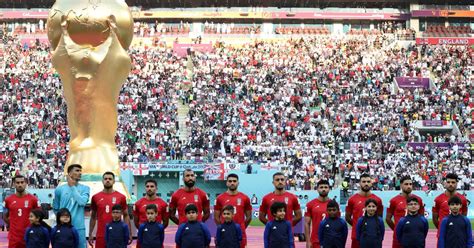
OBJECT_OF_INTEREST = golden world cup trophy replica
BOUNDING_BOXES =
[47,0,133,200]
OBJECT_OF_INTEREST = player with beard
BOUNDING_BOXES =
[304,179,332,248]
[170,169,210,224]
[386,176,424,248]
[133,179,169,227]
[4,175,39,248]
[432,173,468,234]
[259,172,302,226]
[214,173,252,248]
[345,173,383,248]
[89,172,130,248]
[133,179,169,248]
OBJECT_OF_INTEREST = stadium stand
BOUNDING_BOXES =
[204,23,261,35]
[133,22,192,36]
[275,26,329,35]
[1,29,472,190]
[422,25,473,37]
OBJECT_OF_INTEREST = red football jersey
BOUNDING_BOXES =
[345,193,383,238]
[214,192,252,232]
[388,194,425,226]
[432,192,468,228]
[259,191,301,224]
[90,191,127,238]
[169,187,210,224]
[387,194,424,248]
[133,197,169,225]
[305,199,330,244]
[4,194,39,246]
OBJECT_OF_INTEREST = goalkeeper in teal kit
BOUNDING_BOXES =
[53,164,90,248]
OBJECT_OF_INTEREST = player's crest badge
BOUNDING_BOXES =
[284,197,289,204]
[24,201,29,208]
[112,197,117,204]
[194,195,199,202]
[237,198,241,206]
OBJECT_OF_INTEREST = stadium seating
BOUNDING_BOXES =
[347,29,382,35]
[423,25,472,37]
[204,24,261,35]
[275,26,329,35]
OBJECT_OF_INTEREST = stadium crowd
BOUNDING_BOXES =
[133,21,192,36]
[1,20,46,35]
[0,30,472,190]
[185,35,472,190]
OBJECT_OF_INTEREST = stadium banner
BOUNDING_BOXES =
[122,162,207,172]
[148,163,207,171]
[272,12,410,20]
[131,164,149,176]
[411,10,474,18]
[260,161,281,170]
[395,77,430,89]
[131,11,407,20]
[0,11,49,19]
[225,163,241,171]
[416,37,474,46]
[349,143,364,152]
[122,161,277,175]
[20,37,49,46]
[133,11,271,19]
[422,120,445,127]
[123,161,231,175]
[173,43,213,57]
[203,163,225,180]
[0,10,411,21]
[407,142,469,151]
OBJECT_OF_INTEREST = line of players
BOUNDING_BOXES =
[305,172,471,248]
[4,169,471,248]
